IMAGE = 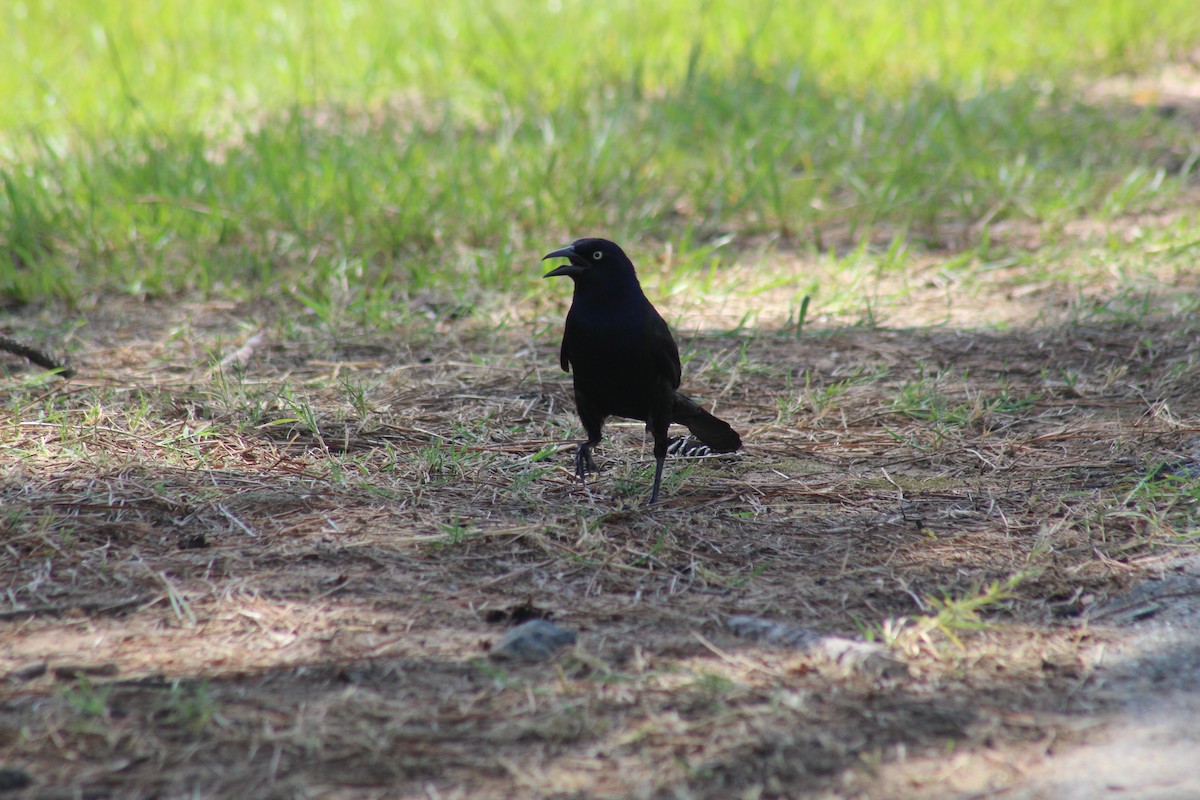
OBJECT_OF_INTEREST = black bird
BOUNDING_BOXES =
[543,237,741,503]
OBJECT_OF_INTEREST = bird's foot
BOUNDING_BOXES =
[573,443,598,481]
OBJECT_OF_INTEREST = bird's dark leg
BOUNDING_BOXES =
[648,452,666,504]
[647,415,670,504]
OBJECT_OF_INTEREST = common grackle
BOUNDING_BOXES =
[543,238,741,503]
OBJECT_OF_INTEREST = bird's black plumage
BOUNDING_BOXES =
[543,238,741,503]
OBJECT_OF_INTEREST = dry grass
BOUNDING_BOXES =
[3,249,1200,799]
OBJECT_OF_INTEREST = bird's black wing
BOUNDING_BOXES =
[645,305,682,389]
[559,318,572,373]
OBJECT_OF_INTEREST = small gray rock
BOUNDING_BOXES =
[726,615,907,679]
[490,619,577,662]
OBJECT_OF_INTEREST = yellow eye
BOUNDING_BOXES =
[592,251,602,260]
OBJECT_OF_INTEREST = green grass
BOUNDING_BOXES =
[2,0,1199,306]
[5,1,1196,131]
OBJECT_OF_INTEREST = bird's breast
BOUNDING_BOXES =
[565,305,649,364]
[563,303,674,421]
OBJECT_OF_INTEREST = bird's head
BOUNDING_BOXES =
[542,238,635,281]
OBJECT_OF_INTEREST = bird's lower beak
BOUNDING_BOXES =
[543,263,584,278]
[542,245,585,278]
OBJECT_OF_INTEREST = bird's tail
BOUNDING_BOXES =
[671,393,742,452]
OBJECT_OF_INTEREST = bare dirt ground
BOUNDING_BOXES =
[3,238,1200,800]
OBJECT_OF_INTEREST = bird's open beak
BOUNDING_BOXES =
[542,245,585,278]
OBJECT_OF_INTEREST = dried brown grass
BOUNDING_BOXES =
[2,252,1200,798]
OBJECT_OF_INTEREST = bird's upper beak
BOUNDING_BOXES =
[542,245,585,278]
